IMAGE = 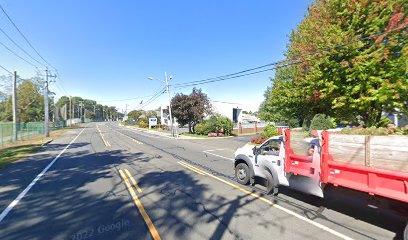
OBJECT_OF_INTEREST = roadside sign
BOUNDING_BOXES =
[149,117,157,129]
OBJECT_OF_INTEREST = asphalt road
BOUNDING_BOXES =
[0,122,406,240]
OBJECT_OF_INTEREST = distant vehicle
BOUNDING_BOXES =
[234,129,408,239]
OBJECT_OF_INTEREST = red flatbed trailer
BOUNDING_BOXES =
[284,129,408,203]
[283,129,408,238]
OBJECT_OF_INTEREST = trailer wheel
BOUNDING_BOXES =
[265,171,278,196]
[235,163,250,185]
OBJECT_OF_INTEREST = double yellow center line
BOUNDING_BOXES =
[119,168,160,240]
[97,125,111,147]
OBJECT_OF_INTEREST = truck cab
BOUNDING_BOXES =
[234,133,324,197]
[234,136,285,194]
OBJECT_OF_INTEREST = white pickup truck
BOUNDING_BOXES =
[234,134,327,198]
[234,129,408,239]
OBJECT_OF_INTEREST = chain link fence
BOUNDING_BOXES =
[0,122,64,147]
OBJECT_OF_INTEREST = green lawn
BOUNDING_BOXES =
[0,144,42,168]
[179,133,209,138]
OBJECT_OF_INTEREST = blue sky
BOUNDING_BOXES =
[0,0,311,112]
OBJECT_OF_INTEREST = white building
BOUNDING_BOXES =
[211,101,243,124]
[160,105,178,127]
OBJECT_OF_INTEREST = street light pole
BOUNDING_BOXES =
[164,72,174,137]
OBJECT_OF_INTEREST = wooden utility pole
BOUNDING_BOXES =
[44,69,49,137]
[165,72,174,136]
[44,69,56,137]
[12,71,17,141]
[69,96,72,126]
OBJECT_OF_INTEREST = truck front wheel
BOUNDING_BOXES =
[235,163,250,185]
[265,171,278,196]
[404,222,408,240]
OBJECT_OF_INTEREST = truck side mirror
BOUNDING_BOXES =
[252,146,257,156]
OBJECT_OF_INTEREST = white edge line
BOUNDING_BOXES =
[203,151,234,161]
[180,161,354,240]
[0,128,86,222]
[273,204,354,240]
[205,149,225,152]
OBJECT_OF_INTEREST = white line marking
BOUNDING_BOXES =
[203,151,234,161]
[178,161,354,240]
[117,131,144,144]
[205,149,225,152]
[124,129,162,139]
[0,128,86,222]
[124,126,175,139]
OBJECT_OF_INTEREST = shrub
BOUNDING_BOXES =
[340,127,389,135]
[261,125,279,139]
[139,121,148,128]
[375,117,393,127]
[195,122,211,135]
[289,118,300,128]
[302,119,310,131]
[160,124,170,131]
[194,114,234,136]
[309,114,336,130]
[251,137,265,144]
[402,125,408,135]
[340,125,408,136]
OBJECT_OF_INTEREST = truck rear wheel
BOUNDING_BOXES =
[235,163,250,185]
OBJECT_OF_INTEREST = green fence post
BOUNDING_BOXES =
[1,124,3,147]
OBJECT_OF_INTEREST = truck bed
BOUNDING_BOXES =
[284,130,408,203]
[329,134,408,173]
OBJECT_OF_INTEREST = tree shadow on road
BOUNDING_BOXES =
[136,168,323,240]
[274,185,407,240]
[0,142,90,210]
[0,149,154,240]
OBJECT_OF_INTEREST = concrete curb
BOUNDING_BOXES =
[41,139,53,147]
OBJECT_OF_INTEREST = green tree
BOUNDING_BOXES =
[15,80,44,123]
[260,0,407,127]
[171,88,212,133]
[128,110,143,121]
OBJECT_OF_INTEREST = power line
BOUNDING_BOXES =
[0,3,56,71]
[137,87,166,110]
[96,92,164,102]
[139,90,166,110]
[0,63,12,74]
[171,63,275,87]
[171,25,407,89]
[172,68,272,90]
[128,86,166,111]
[0,40,40,70]
[0,26,48,69]
[211,100,242,105]
[54,70,70,96]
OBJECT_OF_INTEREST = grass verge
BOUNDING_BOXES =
[179,133,210,138]
[0,128,68,168]
[0,144,43,168]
